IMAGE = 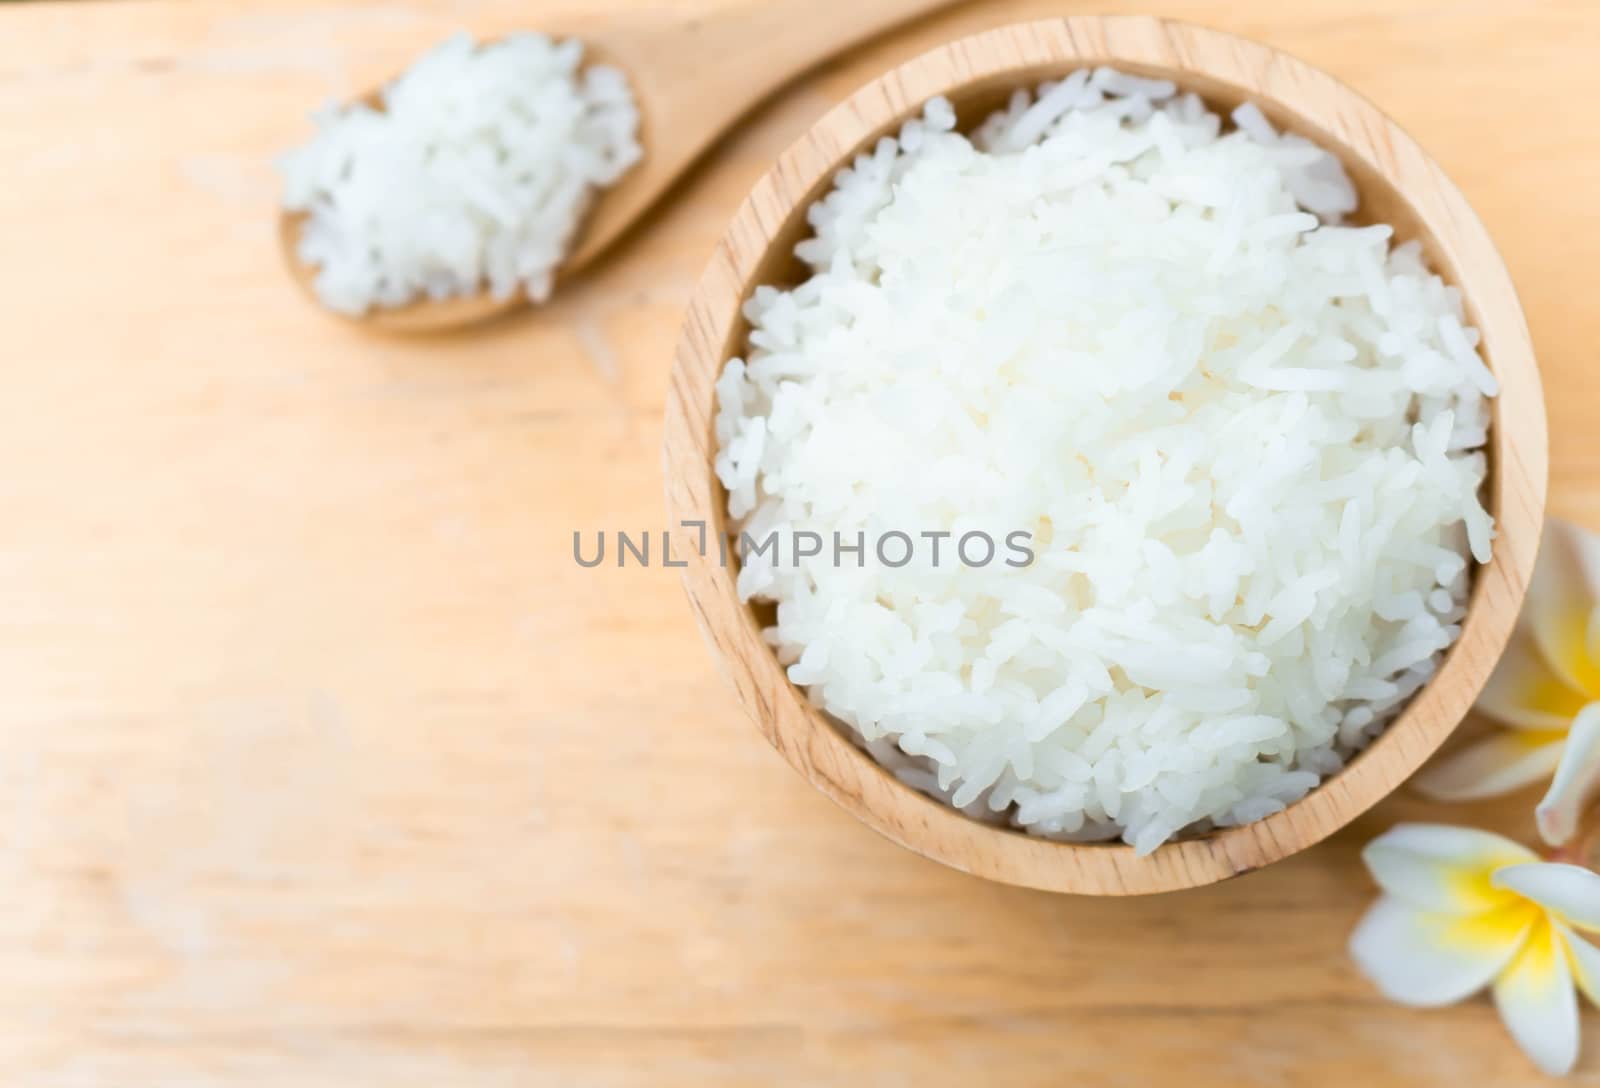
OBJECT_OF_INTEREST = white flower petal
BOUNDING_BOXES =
[1493,862,1600,931]
[1493,919,1580,1077]
[1524,518,1600,699]
[1411,733,1567,802]
[1537,703,1600,847]
[1350,896,1534,1006]
[1362,823,1538,912]
[1559,923,1600,1008]
[1478,632,1591,731]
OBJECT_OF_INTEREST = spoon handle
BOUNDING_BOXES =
[567,0,961,273]
[655,0,961,103]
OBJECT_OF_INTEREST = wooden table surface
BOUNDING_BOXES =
[3,0,1598,1083]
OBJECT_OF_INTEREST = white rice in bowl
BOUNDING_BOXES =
[712,69,1496,855]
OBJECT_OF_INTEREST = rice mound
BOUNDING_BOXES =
[279,33,640,315]
[712,69,1497,854]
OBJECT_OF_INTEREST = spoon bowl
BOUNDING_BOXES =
[663,15,1548,895]
[280,0,956,332]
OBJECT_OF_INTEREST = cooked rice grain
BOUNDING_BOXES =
[280,33,640,314]
[713,71,1494,854]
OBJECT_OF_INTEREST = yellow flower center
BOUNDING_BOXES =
[1438,900,1541,956]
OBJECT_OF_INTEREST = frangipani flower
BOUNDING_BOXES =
[1416,519,1600,847]
[1351,824,1600,1076]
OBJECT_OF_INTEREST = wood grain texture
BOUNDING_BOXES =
[0,0,1596,1082]
[280,0,959,332]
[666,16,1546,894]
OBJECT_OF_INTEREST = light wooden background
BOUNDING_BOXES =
[2,0,1597,1084]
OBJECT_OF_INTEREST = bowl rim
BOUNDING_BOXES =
[662,15,1547,895]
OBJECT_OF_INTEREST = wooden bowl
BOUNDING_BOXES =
[663,16,1547,894]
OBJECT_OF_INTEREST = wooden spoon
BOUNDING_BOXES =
[280,0,959,333]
